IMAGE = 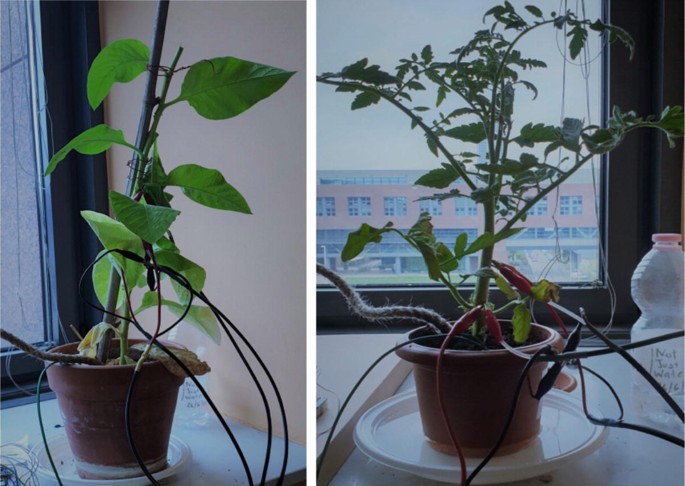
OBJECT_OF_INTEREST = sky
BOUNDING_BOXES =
[317,0,604,171]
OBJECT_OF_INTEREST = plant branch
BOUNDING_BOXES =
[1,329,101,366]
[316,263,452,333]
[317,77,478,192]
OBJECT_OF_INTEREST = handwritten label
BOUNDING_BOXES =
[649,347,684,394]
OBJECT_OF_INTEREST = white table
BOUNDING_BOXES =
[322,345,684,486]
[0,396,305,485]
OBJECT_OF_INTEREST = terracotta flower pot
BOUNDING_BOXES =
[45,340,185,479]
[396,323,562,457]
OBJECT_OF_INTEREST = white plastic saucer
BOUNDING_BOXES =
[32,435,191,486]
[354,390,607,484]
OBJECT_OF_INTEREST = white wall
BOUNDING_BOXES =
[99,0,306,443]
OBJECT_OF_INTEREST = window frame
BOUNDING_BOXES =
[1,1,108,402]
[317,0,684,335]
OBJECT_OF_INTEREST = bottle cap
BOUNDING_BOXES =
[652,233,682,243]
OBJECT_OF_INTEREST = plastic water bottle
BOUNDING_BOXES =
[630,233,684,429]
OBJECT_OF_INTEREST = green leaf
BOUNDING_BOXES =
[453,232,469,258]
[463,228,523,256]
[568,25,588,60]
[87,39,150,110]
[444,123,487,144]
[154,250,207,304]
[137,292,221,345]
[414,166,460,189]
[512,304,532,343]
[513,122,558,147]
[92,251,125,309]
[109,191,180,244]
[81,210,144,256]
[351,91,381,110]
[340,58,396,85]
[342,222,394,261]
[45,124,141,176]
[420,45,433,64]
[166,164,251,213]
[495,274,519,300]
[177,57,295,120]
[524,5,543,18]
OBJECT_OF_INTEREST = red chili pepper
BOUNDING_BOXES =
[483,309,504,343]
[492,260,533,295]
[452,305,483,334]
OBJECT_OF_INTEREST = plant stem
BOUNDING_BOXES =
[97,0,170,363]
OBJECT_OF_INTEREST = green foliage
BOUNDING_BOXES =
[175,57,295,120]
[47,37,293,350]
[87,39,150,110]
[320,1,684,339]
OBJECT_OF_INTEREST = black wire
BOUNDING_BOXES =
[79,249,256,485]
[578,308,684,422]
[578,364,684,447]
[124,368,160,485]
[466,346,553,485]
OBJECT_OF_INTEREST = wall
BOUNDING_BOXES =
[99,0,306,443]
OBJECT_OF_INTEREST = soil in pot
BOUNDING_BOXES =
[45,340,185,479]
[396,323,562,457]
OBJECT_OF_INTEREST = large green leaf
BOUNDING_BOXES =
[109,192,180,244]
[87,39,150,110]
[166,164,251,213]
[176,57,295,120]
[512,303,532,343]
[92,249,145,308]
[414,165,460,189]
[45,125,141,176]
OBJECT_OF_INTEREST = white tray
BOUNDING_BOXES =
[354,390,607,484]
[32,435,191,485]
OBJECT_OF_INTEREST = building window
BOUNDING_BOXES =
[317,196,336,216]
[455,197,477,216]
[384,196,407,216]
[348,196,371,216]
[419,199,442,216]
[560,195,583,215]
[526,197,548,216]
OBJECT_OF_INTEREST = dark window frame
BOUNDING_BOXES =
[1,1,108,402]
[317,0,684,335]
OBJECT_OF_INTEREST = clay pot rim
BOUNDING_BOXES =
[396,323,562,364]
[47,339,181,371]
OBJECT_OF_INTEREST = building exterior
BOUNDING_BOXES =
[317,168,600,284]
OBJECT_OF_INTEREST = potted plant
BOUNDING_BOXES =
[0,3,295,482]
[316,0,683,476]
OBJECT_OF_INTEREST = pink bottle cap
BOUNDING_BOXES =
[652,233,682,243]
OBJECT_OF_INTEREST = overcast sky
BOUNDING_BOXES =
[317,0,604,171]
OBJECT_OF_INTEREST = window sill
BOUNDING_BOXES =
[0,396,305,485]
[316,332,412,484]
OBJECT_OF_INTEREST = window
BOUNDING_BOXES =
[317,0,683,332]
[384,196,407,216]
[347,196,372,216]
[317,196,336,216]
[419,199,442,216]
[1,2,108,399]
[560,195,583,215]
[454,198,478,216]
[526,197,548,216]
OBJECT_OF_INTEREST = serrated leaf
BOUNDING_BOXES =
[87,39,150,110]
[166,163,251,213]
[444,123,487,144]
[351,90,381,110]
[342,222,394,261]
[513,122,558,148]
[177,57,294,120]
[420,45,433,64]
[415,166,459,189]
[109,191,180,244]
[45,125,141,176]
[568,25,588,60]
